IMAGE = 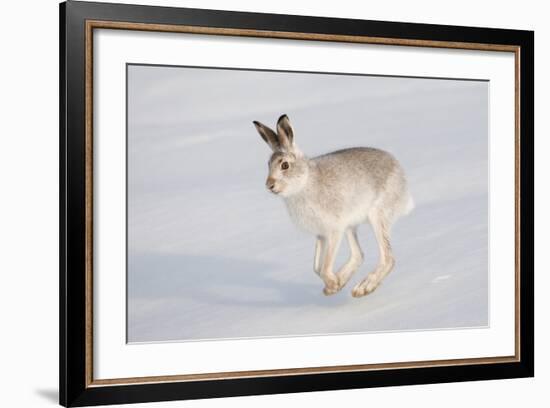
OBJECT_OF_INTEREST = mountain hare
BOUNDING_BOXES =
[254,114,414,297]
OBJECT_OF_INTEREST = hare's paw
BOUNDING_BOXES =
[352,274,381,297]
[322,275,341,296]
[336,271,355,290]
[323,285,340,296]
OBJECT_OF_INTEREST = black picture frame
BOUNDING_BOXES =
[60,1,534,406]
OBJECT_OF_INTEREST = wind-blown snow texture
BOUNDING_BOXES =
[127,65,488,343]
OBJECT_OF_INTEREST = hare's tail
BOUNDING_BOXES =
[402,193,415,216]
[377,169,414,224]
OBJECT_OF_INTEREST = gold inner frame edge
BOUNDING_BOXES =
[84,19,522,388]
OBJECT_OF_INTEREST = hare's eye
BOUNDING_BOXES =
[281,161,289,170]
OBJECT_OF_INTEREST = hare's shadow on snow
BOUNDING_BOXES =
[128,253,351,310]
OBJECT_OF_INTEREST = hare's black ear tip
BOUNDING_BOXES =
[252,120,260,127]
[278,114,289,122]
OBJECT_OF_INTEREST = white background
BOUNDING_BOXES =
[0,0,545,407]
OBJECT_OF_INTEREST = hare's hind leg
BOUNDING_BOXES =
[352,211,394,297]
[336,227,364,289]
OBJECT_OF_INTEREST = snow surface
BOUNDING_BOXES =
[126,65,488,343]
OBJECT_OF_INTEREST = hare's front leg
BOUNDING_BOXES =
[313,236,324,276]
[336,227,364,289]
[352,211,394,297]
[320,232,343,296]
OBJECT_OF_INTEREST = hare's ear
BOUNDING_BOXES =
[276,114,295,152]
[253,121,280,151]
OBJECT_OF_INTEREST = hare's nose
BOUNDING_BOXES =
[266,178,276,191]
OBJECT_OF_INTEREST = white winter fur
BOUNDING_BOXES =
[254,115,413,297]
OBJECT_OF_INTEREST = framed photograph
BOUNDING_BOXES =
[59,1,534,406]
